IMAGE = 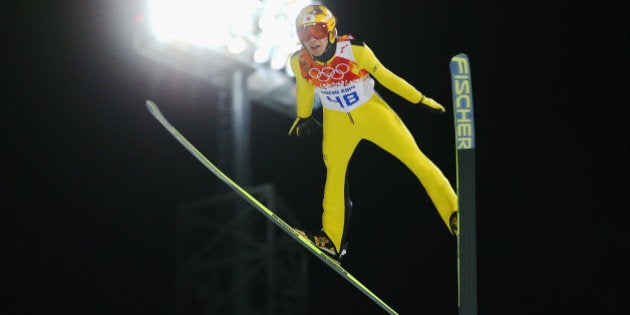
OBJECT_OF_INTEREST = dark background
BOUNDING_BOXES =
[7,1,626,314]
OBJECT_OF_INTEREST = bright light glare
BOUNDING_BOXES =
[253,47,271,63]
[227,37,247,54]
[270,52,288,70]
[147,0,314,71]
[148,0,251,48]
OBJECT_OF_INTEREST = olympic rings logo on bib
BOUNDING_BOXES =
[308,63,350,82]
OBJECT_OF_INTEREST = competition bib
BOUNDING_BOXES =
[316,74,374,112]
[304,40,375,113]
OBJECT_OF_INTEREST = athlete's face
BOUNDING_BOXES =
[302,36,329,57]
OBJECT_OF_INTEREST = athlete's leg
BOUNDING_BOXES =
[321,110,360,251]
[363,99,458,233]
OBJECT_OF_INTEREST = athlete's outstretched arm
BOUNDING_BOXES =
[354,43,445,114]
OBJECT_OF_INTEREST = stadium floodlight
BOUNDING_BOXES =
[146,0,315,74]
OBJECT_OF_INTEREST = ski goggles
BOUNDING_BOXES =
[297,22,329,42]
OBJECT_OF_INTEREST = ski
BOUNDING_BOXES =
[450,53,478,315]
[145,100,399,315]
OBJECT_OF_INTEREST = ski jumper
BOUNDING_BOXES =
[290,35,458,252]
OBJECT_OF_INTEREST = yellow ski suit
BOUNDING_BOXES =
[289,35,457,253]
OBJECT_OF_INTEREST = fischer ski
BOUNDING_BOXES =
[450,53,478,315]
[145,100,398,315]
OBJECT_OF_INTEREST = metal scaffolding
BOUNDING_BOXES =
[175,184,309,315]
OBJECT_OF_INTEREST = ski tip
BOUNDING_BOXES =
[146,100,160,115]
[451,53,469,61]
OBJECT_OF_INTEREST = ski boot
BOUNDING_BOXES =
[297,229,347,261]
[450,211,459,236]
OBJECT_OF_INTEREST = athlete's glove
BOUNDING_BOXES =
[288,116,321,137]
[419,95,446,115]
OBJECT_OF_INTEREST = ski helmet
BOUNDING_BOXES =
[295,5,337,43]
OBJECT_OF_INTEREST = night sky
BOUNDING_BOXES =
[7,1,626,314]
